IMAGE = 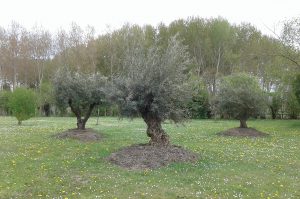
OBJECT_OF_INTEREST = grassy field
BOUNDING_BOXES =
[0,117,299,199]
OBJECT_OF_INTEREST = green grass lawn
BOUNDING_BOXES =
[0,117,299,198]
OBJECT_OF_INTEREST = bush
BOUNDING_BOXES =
[187,79,211,119]
[8,88,36,125]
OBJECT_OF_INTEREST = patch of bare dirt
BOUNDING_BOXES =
[54,128,102,142]
[107,144,198,170]
[217,127,268,137]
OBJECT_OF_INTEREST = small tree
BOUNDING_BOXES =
[215,74,266,128]
[110,36,192,146]
[53,69,106,130]
[8,88,36,125]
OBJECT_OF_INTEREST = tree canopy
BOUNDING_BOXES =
[215,74,266,128]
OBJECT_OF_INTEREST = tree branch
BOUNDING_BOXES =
[68,99,81,119]
[83,103,96,123]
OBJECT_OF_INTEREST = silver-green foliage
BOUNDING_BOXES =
[53,69,106,128]
[111,36,192,123]
[54,70,105,108]
[215,74,266,125]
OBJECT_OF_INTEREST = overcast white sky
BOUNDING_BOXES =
[0,0,299,36]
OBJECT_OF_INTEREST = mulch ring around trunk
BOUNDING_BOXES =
[54,128,103,142]
[107,144,198,170]
[217,127,269,137]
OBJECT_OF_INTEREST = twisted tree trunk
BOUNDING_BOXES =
[239,119,248,128]
[143,116,170,146]
[140,93,169,146]
[76,117,86,130]
[69,99,96,130]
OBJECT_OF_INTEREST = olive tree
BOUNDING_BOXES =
[110,36,192,146]
[215,74,266,128]
[8,88,36,125]
[53,69,106,130]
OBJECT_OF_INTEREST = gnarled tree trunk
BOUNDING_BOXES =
[239,119,248,128]
[69,99,96,130]
[77,117,86,130]
[143,116,170,146]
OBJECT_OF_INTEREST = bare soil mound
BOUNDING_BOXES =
[217,127,268,137]
[107,144,198,170]
[54,128,102,142]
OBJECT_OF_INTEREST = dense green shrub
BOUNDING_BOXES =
[187,79,211,119]
[8,88,36,125]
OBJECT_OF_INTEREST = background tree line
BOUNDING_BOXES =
[0,17,299,119]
